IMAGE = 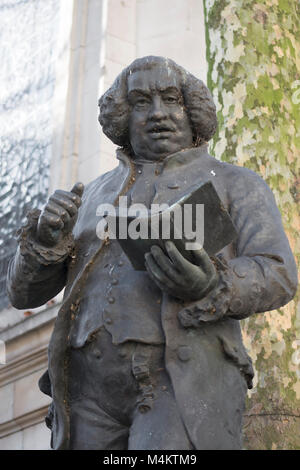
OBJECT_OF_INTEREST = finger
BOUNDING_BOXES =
[39,211,64,229]
[54,189,82,208]
[145,259,180,297]
[150,245,184,285]
[164,241,192,273]
[191,248,216,277]
[49,195,78,218]
[145,253,178,291]
[46,202,71,225]
[71,182,84,198]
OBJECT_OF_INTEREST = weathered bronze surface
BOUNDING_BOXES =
[7,56,298,450]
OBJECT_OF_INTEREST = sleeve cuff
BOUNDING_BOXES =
[178,255,264,327]
[178,262,233,327]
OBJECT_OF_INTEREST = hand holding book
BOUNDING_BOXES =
[112,180,237,272]
[145,240,219,301]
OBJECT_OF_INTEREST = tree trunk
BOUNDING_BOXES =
[204,0,300,450]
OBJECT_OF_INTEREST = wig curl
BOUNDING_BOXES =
[98,56,217,149]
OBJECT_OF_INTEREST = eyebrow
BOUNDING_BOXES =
[159,86,181,95]
[128,89,151,99]
[128,86,181,99]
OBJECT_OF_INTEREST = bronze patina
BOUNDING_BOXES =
[7,56,298,450]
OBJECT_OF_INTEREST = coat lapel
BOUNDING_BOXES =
[48,149,134,449]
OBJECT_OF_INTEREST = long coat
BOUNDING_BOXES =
[7,144,298,449]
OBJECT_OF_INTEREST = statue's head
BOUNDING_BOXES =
[98,56,217,161]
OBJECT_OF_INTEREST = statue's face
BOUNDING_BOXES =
[127,65,193,161]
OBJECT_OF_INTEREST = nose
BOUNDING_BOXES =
[148,96,167,121]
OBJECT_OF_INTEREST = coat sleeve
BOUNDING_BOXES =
[179,168,298,326]
[6,209,74,309]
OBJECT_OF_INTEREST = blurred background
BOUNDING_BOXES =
[0,0,299,450]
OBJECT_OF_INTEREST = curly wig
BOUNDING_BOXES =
[98,56,217,149]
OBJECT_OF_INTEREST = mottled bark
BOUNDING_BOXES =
[204,0,300,449]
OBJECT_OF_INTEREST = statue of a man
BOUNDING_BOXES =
[7,56,297,450]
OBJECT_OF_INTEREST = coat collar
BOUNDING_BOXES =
[116,143,210,173]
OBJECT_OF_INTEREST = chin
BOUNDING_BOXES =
[132,141,183,161]
[151,142,180,156]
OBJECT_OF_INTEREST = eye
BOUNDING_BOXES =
[135,97,150,108]
[164,95,178,104]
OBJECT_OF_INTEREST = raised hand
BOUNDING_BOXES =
[145,241,219,301]
[37,182,84,247]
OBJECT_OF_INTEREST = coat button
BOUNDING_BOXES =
[177,346,192,362]
[94,348,102,359]
[103,310,113,324]
[118,348,127,358]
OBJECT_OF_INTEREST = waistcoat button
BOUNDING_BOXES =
[177,346,192,362]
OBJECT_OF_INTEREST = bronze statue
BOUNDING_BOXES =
[7,56,298,450]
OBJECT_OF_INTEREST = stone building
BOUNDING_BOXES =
[0,0,299,450]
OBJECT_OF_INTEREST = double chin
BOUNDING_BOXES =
[131,137,192,162]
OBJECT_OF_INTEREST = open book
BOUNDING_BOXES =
[108,181,237,271]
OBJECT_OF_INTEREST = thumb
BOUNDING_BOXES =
[191,247,215,275]
[71,182,84,198]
